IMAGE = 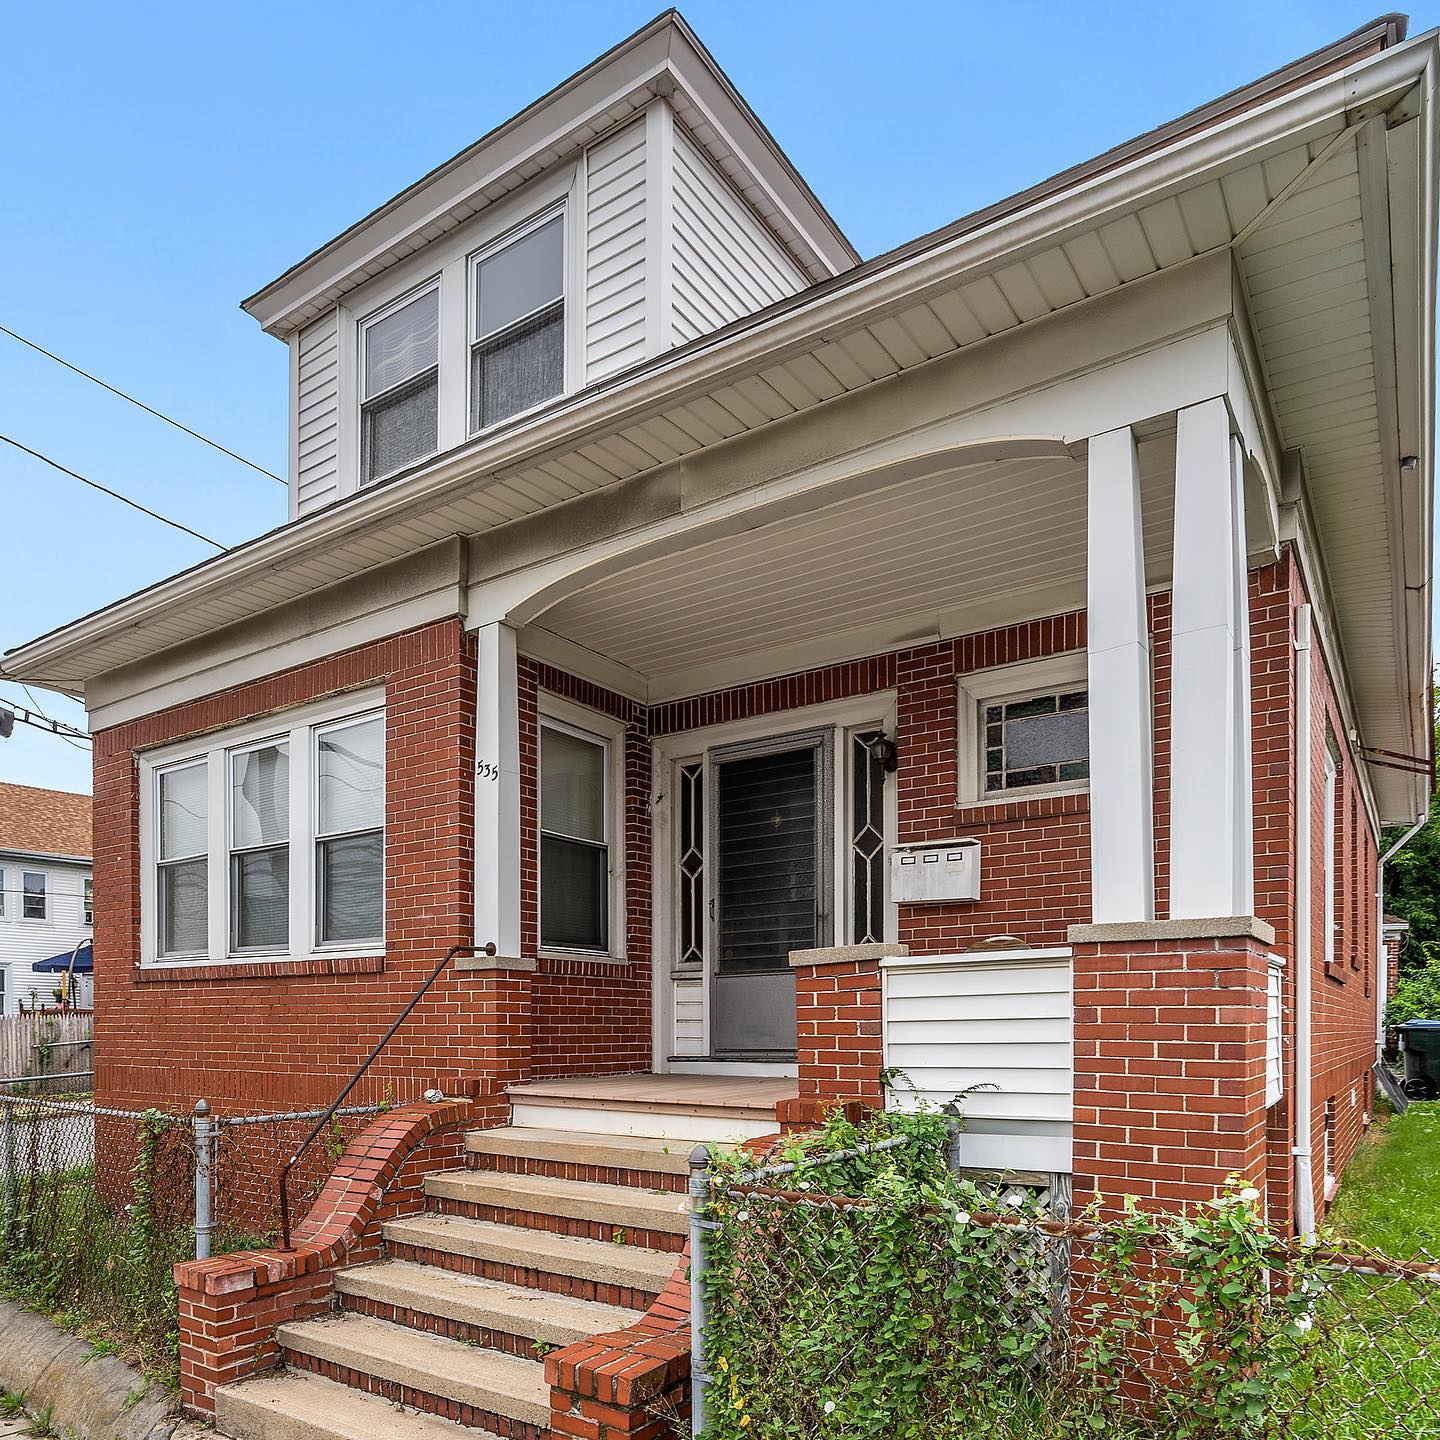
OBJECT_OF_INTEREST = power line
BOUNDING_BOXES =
[15,685,89,752]
[0,701,91,746]
[0,434,225,551]
[0,322,285,485]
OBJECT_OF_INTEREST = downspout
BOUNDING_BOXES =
[1377,812,1429,1052]
[1293,605,1316,1241]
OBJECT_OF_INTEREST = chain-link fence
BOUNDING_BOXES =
[0,1088,385,1385]
[694,1133,1440,1440]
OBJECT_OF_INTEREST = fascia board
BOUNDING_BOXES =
[8,33,1436,685]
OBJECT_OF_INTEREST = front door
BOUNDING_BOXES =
[708,730,833,1057]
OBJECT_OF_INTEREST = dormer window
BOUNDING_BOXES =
[471,210,565,432]
[360,284,439,484]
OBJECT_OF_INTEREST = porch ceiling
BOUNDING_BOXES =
[530,445,1176,693]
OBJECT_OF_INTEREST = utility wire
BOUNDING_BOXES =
[0,322,285,485]
[0,701,91,746]
[16,685,89,752]
[0,434,225,551]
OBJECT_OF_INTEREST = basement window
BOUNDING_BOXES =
[360,283,440,485]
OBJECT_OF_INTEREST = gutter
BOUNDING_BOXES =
[5,26,1436,686]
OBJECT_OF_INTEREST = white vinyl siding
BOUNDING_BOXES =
[883,951,1074,1173]
[584,119,649,383]
[0,857,93,1016]
[669,125,807,345]
[294,310,341,517]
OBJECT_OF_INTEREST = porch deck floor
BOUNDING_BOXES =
[507,1073,797,1119]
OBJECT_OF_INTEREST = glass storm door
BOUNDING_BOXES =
[708,731,833,1057]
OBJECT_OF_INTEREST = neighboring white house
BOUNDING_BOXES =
[0,783,93,1015]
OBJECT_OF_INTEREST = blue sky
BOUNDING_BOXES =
[1,0,1433,794]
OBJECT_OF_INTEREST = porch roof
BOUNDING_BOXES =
[3,18,1434,822]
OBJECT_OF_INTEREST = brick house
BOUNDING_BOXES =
[3,14,1436,1435]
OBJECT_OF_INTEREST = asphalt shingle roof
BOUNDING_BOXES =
[0,783,91,859]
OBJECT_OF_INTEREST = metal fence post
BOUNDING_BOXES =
[941,1110,964,1173]
[688,1144,712,1439]
[193,1100,214,1261]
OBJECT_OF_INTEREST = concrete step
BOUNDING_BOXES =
[425,1169,689,1239]
[507,1077,784,1143]
[465,1126,700,1188]
[334,1257,642,1350]
[383,1214,677,1301]
[278,1312,548,1433]
[217,1370,474,1440]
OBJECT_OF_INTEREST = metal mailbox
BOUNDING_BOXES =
[890,838,981,903]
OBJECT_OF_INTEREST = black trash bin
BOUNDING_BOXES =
[1398,1020,1440,1100]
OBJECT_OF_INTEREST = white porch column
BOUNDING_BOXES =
[1169,399,1254,918]
[1086,426,1155,922]
[475,620,522,957]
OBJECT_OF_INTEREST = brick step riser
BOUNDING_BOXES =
[428,1196,687,1253]
[464,1151,687,1194]
[335,1290,553,1363]
[280,1348,547,1440]
[384,1238,664,1311]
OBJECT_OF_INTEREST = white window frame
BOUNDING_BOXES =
[1265,954,1286,1107]
[1322,741,1339,969]
[335,165,581,501]
[313,711,388,949]
[956,654,1089,807]
[21,871,47,922]
[83,876,93,928]
[357,279,442,488]
[138,690,385,967]
[467,204,568,439]
[227,735,293,955]
[0,866,6,919]
[536,693,626,963]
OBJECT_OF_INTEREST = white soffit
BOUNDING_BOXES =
[532,445,1175,682]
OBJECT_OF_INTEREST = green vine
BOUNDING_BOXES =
[701,1110,1318,1439]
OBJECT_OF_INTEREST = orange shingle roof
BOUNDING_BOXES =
[0,783,91,859]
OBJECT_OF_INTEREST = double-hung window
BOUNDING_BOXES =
[230,741,290,952]
[142,698,385,964]
[539,720,610,953]
[158,762,208,956]
[21,872,45,921]
[471,211,565,433]
[361,284,439,485]
[83,877,93,927]
[316,715,385,945]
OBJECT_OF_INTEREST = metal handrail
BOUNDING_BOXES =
[276,941,493,1248]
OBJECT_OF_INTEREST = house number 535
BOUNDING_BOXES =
[477,761,502,781]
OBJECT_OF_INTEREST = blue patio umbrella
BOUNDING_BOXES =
[33,940,92,974]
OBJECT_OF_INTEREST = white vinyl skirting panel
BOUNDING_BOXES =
[883,949,1074,1173]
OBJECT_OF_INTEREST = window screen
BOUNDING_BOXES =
[362,287,439,484]
[316,715,384,945]
[540,723,608,952]
[230,742,289,951]
[471,214,564,432]
[158,762,208,956]
[983,689,1089,794]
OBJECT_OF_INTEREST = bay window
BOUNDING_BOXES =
[141,696,384,964]
[361,285,439,484]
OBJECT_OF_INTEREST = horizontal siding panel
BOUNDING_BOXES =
[584,120,648,384]
[294,310,341,515]
[884,955,1073,1172]
[669,124,805,346]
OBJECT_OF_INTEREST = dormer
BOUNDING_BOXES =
[242,13,856,519]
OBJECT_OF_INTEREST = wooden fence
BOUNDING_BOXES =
[0,1010,93,1082]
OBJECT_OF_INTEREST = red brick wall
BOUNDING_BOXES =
[92,619,482,1113]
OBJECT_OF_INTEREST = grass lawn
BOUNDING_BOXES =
[1327,1100,1440,1257]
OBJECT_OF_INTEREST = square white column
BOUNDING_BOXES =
[1169,399,1254,918]
[1086,426,1155,922]
[475,620,522,957]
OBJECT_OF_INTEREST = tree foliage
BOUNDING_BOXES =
[1381,706,1440,1026]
